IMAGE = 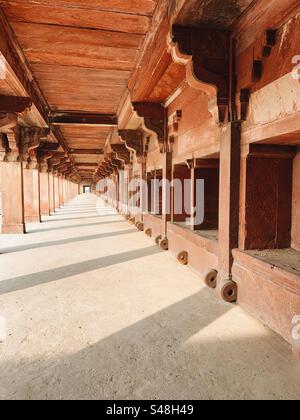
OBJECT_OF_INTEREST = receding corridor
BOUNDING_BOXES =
[0,194,299,400]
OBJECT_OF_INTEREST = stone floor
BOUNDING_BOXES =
[0,194,300,400]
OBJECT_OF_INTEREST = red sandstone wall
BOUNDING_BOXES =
[292,149,300,250]
[168,87,221,162]
[234,3,300,142]
[146,136,163,171]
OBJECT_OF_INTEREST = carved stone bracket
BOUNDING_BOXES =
[59,163,72,176]
[0,133,8,161]
[111,143,131,165]
[38,151,53,173]
[108,153,125,170]
[49,156,65,175]
[20,127,50,163]
[5,127,20,162]
[26,149,39,169]
[168,25,230,123]
[118,129,145,162]
[132,102,167,153]
[0,113,19,161]
[55,158,70,175]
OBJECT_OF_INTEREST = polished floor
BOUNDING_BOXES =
[0,194,299,400]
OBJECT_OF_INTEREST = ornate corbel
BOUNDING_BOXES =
[27,149,39,169]
[20,127,50,163]
[5,126,20,162]
[132,102,167,153]
[65,167,75,178]
[168,25,230,123]
[38,152,53,173]
[49,155,65,175]
[59,163,72,176]
[55,158,69,174]
[98,162,110,177]
[118,129,143,161]
[0,113,20,161]
[111,143,131,165]
[0,133,8,161]
[108,153,124,171]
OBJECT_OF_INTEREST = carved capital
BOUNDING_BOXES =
[49,155,64,174]
[26,149,39,169]
[20,127,50,162]
[0,114,19,161]
[0,133,8,161]
[5,126,20,162]
[38,152,53,173]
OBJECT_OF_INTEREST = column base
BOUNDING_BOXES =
[1,223,26,234]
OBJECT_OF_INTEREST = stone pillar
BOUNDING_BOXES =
[0,125,25,234]
[54,175,60,210]
[59,176,64,207]
[49,173,55,213]
[162,152,172,238]
[139,160,147,224]
[64,179,69,203]
[189,160,195,228]
[216,122,241,302]
[39,171,50,217]
[38,153,53,217]
[127,165,133,216]
[0,160,25,234]
[23,162,41,224]
[67,180,70,201]
[64,178,68,204]
[21,127,50,225]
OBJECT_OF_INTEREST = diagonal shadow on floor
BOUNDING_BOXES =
[51,211,101,215]
[0,246,162,295]
[1,287,299,400]
[44,214,119,223]
[0,229,137,254]
[28,220,126,234]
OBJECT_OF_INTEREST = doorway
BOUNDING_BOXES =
[83,186,91,194]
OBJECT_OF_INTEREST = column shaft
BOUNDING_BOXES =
[0,161,25,234]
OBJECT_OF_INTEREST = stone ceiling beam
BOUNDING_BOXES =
[49,112,118,127]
